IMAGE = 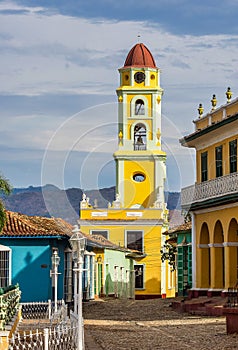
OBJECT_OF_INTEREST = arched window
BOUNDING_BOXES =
[134,123,146,150]
[135,99,145,115]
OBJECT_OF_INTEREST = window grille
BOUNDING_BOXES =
[215,145,223,177]
[229,139,237,173]
[201,151,208,182]
[0,246,11,288]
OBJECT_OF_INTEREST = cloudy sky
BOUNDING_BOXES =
[1,0,238,193]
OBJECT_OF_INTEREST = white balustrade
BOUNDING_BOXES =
[181,172,238,207]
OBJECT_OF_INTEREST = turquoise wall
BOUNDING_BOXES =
[0,237,69,302]
[177,231,191,245]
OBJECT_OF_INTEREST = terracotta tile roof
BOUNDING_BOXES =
[2,211,143,258]
[124,43,157,68]
[164,221,192,235]
[85,234,116,248]
[1,211,73,238]
[85,233,128,251]
[84,233,143,255]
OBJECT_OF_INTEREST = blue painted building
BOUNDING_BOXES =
[0,211,73,302]
[0,211,138,304]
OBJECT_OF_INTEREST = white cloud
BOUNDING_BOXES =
[1,7,238,99]
[0,1,45,13]
[2,2,238,189]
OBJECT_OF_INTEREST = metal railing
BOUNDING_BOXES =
[21,300,65,320]
[21,301,49,320]
[133,143,146,150]
[226,288,238,308]
[9,301,78,350]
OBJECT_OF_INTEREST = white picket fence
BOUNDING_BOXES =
[9,324,77,350]
[8,301,80,350]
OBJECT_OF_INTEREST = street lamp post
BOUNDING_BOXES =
[70,225,86,350]
[50,249,60,313]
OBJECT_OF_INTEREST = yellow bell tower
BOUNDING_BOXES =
[114,43,165,209]
[80,43,172,299]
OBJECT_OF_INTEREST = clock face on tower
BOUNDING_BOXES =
[134,72,145,84]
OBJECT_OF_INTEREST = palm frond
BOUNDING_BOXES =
[0,175,12,196]
[0,201,6,232]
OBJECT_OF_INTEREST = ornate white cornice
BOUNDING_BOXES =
[198,242,238,248]
[79,219,164,226]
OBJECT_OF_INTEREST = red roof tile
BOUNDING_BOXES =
[124,43,157,68]
[165,221,192,235]
[1,211,73,237]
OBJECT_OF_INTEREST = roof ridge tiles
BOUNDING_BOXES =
[1,210,73,237]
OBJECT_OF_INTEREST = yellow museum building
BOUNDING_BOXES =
[79,43,173,298]
[181,89,238,297]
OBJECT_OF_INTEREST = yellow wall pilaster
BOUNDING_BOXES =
[210,246,224,289]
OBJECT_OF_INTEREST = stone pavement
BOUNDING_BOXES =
[84,327,102,350]
[83,298,238,350]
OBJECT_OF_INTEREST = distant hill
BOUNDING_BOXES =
[2,185,181,225]
[165,192,180,210]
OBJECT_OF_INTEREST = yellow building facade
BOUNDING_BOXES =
[181,89,238,296]
[79,43,173,298]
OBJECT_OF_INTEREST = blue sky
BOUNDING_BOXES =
[1,0,238,192]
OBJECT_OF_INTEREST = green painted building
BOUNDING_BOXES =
[86,233,142,299]
[166,222,192,296]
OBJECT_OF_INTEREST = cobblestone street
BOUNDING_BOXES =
[83,298,238,350]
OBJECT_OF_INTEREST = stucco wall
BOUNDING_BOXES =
[0,237,68,302]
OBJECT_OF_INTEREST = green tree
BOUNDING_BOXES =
[0,175,12,231]
[160,240,177,271]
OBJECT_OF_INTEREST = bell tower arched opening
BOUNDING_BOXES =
[135,99,145,115]
[134,123,146,150]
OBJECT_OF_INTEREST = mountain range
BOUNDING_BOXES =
[2,185,181,226]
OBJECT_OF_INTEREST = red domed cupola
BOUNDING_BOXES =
[124,43,157,68]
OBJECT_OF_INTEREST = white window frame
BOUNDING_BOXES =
[125,230,144,253]
[0,245,12,287]
[130,121,150,142]
[130,95,148,118]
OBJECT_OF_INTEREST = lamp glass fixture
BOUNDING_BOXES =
[70,226,86,259]
[51,251,60,267]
